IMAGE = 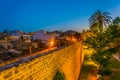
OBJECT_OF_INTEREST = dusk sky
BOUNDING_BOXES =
[0,0,120,32]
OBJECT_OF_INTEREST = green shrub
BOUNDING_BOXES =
[54,70,66,80]
[99,69,112,76]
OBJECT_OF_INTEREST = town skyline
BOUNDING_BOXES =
[0,0,120,32]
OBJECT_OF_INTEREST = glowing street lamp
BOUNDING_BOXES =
[49,35,55,48]
[49,37,54,47]
[50,41,54,46]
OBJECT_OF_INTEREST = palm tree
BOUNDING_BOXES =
[89,10,112,33]
[113,16,120,25]
[2,29,9,40]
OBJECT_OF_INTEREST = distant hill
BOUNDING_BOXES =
[63,30,78,35]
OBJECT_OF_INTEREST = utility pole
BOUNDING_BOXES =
[29,45,32,54]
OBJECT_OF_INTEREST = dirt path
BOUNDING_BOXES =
[113,54,120,62]
[110,68,120,72]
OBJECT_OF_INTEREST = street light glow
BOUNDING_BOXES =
[50,41,54,45]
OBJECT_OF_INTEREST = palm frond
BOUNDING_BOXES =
[89,10,112,32]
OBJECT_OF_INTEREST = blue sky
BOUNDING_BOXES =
[0,0,120,32]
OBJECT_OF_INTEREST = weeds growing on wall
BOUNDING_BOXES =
[54,70,66,80]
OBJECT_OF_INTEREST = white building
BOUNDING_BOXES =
[32,30,56,45]
[22,34,31,43]
[0,40,13,49]
[8,30,23,42]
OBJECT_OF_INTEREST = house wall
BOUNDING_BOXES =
[0,42,13,49]
[9,36,20,41]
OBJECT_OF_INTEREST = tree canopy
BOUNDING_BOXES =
[84,10,120,77]
[89,10,112,33]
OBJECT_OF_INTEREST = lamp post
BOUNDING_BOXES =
[29,42,32,54]
[29,45,32,54]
